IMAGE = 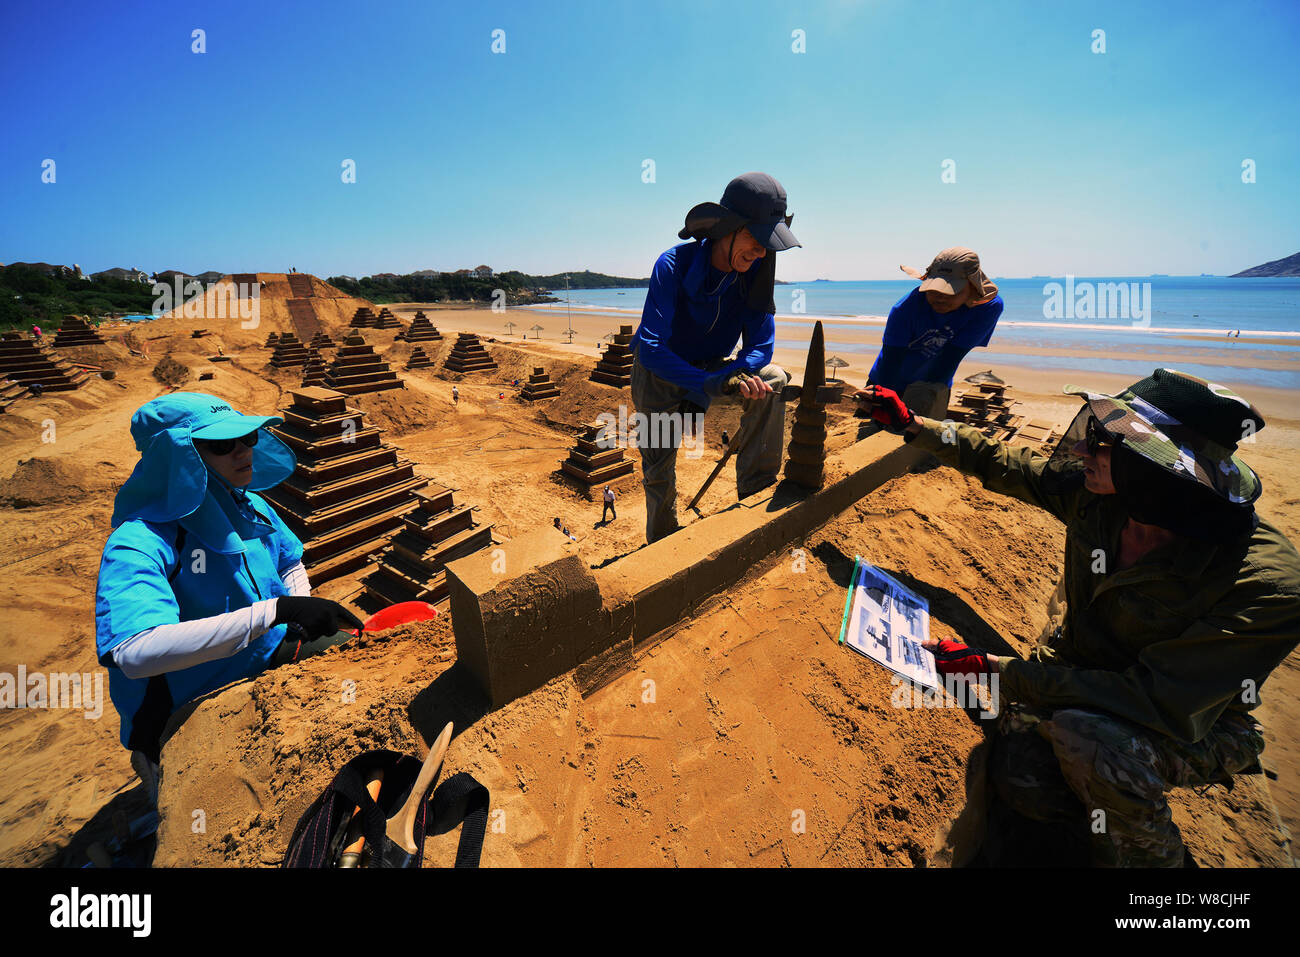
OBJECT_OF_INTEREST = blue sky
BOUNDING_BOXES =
[2,0,1297,281]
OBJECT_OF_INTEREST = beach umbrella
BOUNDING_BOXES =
[504,320,516,336]
[825,356,849,381]
[530,324,544,340]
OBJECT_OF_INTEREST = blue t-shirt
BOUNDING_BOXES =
[94,488,304,753]
[868,288,1004,391]
[630,239,775,408]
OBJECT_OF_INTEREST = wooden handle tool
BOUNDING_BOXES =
[386,722,454,855]
[337,769,384,868]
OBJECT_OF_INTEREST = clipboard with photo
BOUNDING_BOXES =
[838,556,939,693]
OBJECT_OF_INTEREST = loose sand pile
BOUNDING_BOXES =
[0,296,1295,868]
[151,355,191,388]
[0,457,111,508]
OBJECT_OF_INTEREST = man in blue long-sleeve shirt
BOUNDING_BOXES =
[866,246,1004,422]
[630,172,802,543]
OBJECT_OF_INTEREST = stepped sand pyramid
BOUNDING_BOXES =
[591,324,634,387]
[944,379,1042,445]
[784,321,829,490]
[350,307,377,328]
[308,330,335,350]
[405,346,434,369]
[520,366,559,401]
[0,334,90,393]
[156,274,376,345]
[323,333,403,395]
[372,307,402,330]
[362,484,494,606]
[300,349,328,387]
[263,387,428,584]
[443,332,497,373]
[51,315,106,348]
[559,420,635,488]
[399,311,442,342]
[269,332,310,368]
[0,376,31,413]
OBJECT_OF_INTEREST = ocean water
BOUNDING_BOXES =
[528,276,1300,390]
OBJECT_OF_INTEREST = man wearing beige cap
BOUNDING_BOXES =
[865,246,1003,421]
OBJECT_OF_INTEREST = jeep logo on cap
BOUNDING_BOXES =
[210,404,232,413]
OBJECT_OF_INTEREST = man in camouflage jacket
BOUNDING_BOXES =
[857,368,1300,866]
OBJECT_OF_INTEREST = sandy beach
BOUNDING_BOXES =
[0,285,1295,869]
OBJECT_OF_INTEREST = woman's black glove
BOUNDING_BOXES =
[274,596,364,640]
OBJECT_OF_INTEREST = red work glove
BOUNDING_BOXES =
[853,385,914,434]
[927,638,993,677]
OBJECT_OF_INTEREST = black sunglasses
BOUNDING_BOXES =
[196,430,260,455]
[1084,416,1114,456]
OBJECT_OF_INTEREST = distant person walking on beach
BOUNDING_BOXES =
[452,385,459,405]
[630,172,800,543]
[601,485,616,523]
[864,247,1003,425]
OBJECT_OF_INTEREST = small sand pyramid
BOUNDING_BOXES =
[520,366,559,401]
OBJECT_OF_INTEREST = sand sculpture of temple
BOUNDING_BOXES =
[323,333,403,395]
[405,346,434,369]
[262,387,427,584]
[559,419,635,488]
[269,332,310,368]
[443,332,497,373]
[784,321,831,490]
[300,348,328,387]
[51,315,106,348]
[591,324,634,387]
[519,366,559,401]
[362,484,495,607]
[372,307,402,330]
[398,311,442,342]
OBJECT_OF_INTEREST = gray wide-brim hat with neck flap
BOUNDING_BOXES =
[679,171,801,313]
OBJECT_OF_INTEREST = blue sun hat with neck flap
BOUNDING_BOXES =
[111,393,296,548]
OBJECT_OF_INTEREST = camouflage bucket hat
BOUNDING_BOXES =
[1063,368,1264,505]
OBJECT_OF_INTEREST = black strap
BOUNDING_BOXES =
[167,524,187,583]
[126,674,174,764]
[428,772,490,868]
[284,752,489,868]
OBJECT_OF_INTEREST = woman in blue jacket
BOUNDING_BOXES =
[95,393,361,799]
